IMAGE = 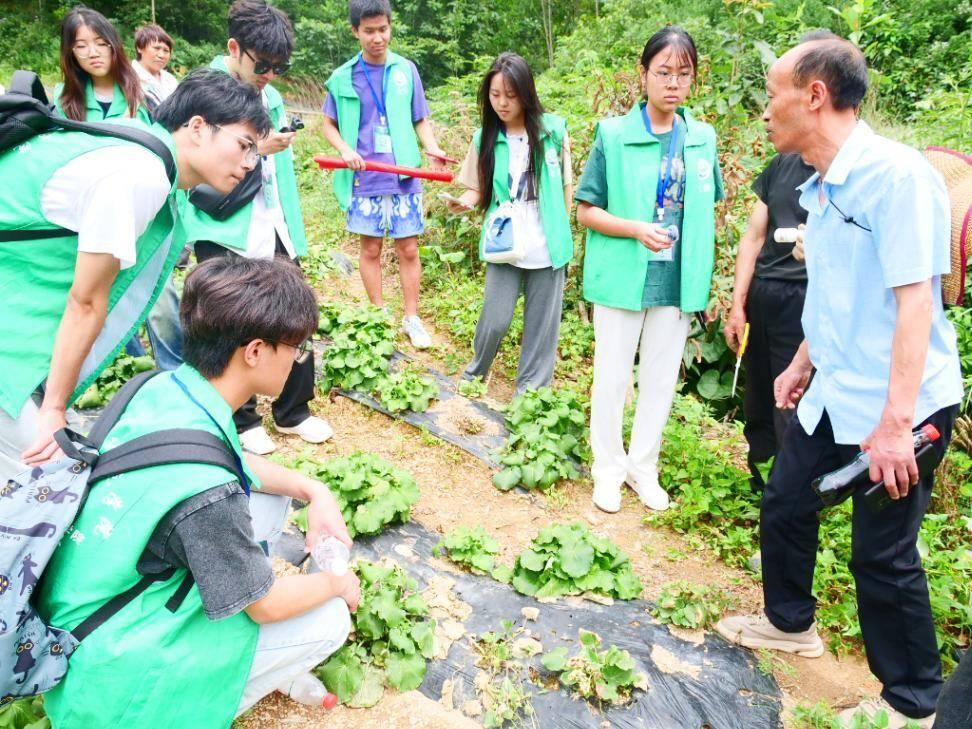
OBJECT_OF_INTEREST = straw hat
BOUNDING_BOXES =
[924,147,971,305]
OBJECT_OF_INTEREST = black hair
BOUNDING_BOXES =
[154,68,271,134]
[350,0,392,28]
[228,0,294,62]
[640,25,698,73]
[793,31,869,111]
[476,53,545,212]
[181,256,318,378]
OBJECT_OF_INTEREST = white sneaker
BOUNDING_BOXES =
[625,472,670,511]
[592,480,622,513]
[401,315,432,349]
[239,425,276,455]
[276,416,334,444]
[838,697,934,728]
[714,614,825,658]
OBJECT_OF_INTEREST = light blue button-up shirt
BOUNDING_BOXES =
[796,121,963,445]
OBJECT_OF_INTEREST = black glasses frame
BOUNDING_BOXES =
[242,47,291,76]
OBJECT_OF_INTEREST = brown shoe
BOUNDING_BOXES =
[714,614,824,658]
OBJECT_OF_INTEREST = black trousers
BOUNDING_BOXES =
[743,278,807,486]
[761,405,958,719]
[194,240,315,432]
[933,648,972,728]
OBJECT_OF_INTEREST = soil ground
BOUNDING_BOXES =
[236,243,881,728]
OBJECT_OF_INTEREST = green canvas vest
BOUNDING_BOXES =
[53,80,153,124]
[324,51,422,211]
[0,123,180,418]
[475,113,574,270]
[582,105,719,312]
[175,56,308,256]
[36,364,262,728]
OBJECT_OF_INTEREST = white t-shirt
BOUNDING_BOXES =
[505,133,551,269]
[133,60,179,106]
[40,145,171,269]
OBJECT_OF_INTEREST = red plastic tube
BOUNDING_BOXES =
[313,155,454,182]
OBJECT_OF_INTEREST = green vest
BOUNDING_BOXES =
[582,106,719,312]
[37,365,262,728]
[474,113,574,270]
[176,57,308,256]
[324,51,422,211]
[0,123,180,418]
[53,80,153,124]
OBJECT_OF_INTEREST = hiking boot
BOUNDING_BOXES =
[592,480,622,513]
[625,471,670,511]
[714,614,824,657]
[276,416,334,444]
[239,425,276,455]
[401,315,432,349]
[838,697,934,728]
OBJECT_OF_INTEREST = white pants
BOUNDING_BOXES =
[236,491,352,715]
[590,304,690,487]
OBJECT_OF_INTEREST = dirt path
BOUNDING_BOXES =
[239,246,880,727]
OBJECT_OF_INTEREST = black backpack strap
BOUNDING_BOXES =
[89,428,245,485]
[165,573,196,613]
[71,569,176,642]
[9,70,48,103]
[86,369,164,448]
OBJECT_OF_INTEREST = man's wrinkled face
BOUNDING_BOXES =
[762,53,808,155]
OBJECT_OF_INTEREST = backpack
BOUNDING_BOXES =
[0,370,245,704]
[0,70,176,243]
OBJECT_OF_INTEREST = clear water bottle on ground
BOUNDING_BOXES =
[812,424,941,509]
[312,536,350,575]
[285,672,338,709]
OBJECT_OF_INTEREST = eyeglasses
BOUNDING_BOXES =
[242,48,291,76]
[72,42,110,59]
[209,124,260,166]
[648,69,695,87]
[242,339,312,364]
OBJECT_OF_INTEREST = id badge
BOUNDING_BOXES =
[374,124,393,154]
[262,159,278,210]
[654,208,677,263]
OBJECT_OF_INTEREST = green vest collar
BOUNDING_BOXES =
[331,51,410,97]
[620,104,706,147]
[170,364,235,429]
[85,80,129,119]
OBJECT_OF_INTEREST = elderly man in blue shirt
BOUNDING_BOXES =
[716,32,963,728]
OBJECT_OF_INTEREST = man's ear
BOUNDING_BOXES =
[241,339,263,367]
[227,38,241,59]
[807,79,828,112]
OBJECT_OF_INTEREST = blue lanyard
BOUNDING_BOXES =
[641,104,681,217]
[171,373,251,496]
[358,54,388,122]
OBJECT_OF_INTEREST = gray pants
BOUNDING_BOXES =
[463,263,566,394]
[0,397,83,484]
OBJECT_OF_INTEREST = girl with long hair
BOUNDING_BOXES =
[575,26,724,514]
[55,7,150,123]
[447,52,573,394]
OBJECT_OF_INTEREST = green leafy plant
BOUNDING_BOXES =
[0,696,49,729]
[317,560,436,706]
[318,303,395,392]
[457,375,488,399]
[75,353,154,409]
[433,526,502,576]
[541,630,648,705]
[493,387,589,492]
[650,581,734,629]
[376,366,439,413]
[480,675,536,729]
[289,452,419,538]
[510,522,643,600]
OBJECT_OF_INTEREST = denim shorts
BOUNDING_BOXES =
[346,192,425,239]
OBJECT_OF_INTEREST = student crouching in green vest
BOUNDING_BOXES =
[322,0,449,350]
[0,69,270,484]
[576,27,725,515]
[37,256,358,727]
[446,53,574,394]
[53,7,152,125]
[178,0,334,457]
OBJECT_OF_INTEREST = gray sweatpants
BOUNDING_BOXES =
[463,263,566,394]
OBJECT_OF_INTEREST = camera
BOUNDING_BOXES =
[281,115,304,133]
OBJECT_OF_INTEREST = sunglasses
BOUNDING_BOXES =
[242,48,291,76]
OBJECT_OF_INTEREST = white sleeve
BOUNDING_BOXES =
[41,146,171,270]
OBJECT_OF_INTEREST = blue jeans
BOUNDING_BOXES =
[125,273,183,370]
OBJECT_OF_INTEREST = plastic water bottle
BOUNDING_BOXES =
[312,536,350,576]
[811,424,941,509]
[774,227,801,243]
[285,672,338,709]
